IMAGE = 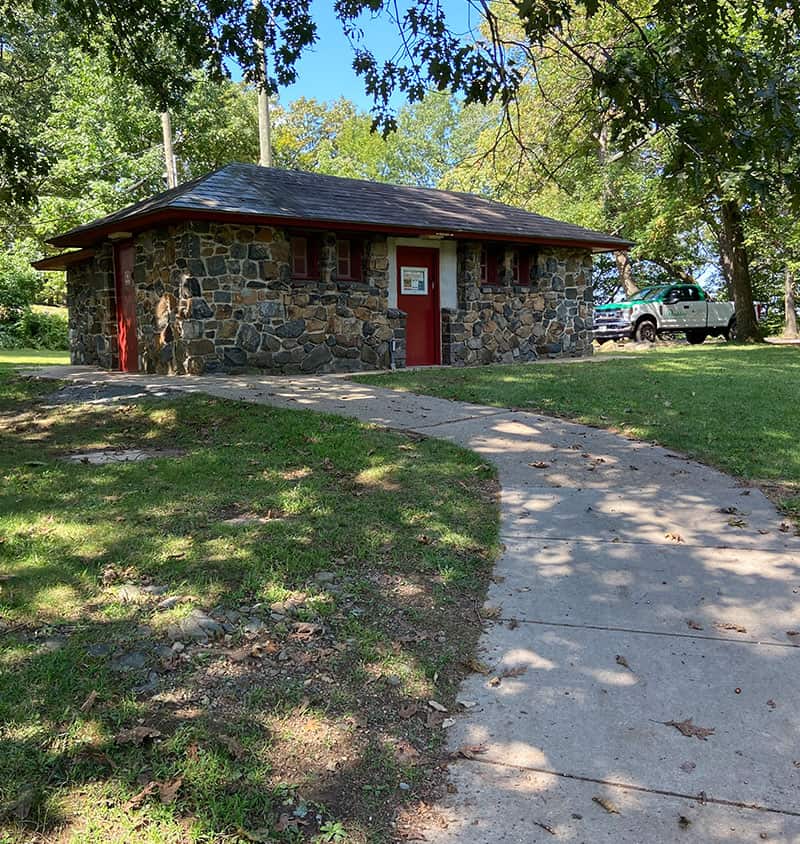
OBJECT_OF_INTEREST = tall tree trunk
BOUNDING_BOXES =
[599,121,638,296]
[784,266,799,339]
[713,222,734,299]
[614,250,639,298]
[719,200,760,341]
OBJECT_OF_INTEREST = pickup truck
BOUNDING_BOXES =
[593,283,737,344]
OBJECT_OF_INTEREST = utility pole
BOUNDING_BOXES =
[253,0,273,167]
[160,111,178,188]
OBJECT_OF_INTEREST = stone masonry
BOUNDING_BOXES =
[68,222,406,375]
[66,243,118,369]
[66,227,592,374]
[441,243,593,365]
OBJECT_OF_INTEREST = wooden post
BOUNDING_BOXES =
[160,111,178,188]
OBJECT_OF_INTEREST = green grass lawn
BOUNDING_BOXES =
[0,358,499,843]
[356,345,800,515]
[0,348,69,366]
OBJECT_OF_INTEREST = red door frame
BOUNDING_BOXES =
[396,245,440,366]
[113,241,139,372]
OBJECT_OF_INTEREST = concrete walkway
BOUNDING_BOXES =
[29,366,800,842]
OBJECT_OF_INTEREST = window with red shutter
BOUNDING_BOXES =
[485,248,500,285]
[337,240,351,278]
[335,238,363,281]
[518,251,531,285]
[291,237,308,278]
[510,250,520,283]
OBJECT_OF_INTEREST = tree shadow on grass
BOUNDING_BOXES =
[0,383,500,841]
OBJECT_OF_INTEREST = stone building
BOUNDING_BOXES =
[35,164,631,375]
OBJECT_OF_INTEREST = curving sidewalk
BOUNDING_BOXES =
[29,366,800,842]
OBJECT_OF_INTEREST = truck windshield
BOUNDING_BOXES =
[635,286,669,301]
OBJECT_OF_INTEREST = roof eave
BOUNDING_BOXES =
[31,248,98,270]
[47,207,633,253]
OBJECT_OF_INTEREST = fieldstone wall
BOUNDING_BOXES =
[66,243,117,368]
[66,227,594,374]
[441,243,593,365]
[68,222,407,375]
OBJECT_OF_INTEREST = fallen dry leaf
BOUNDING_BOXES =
[678,815,692,829]
[534,820,557,835]
[615,654,632,670]
[592,795,620,814]
[289,622,322,641]
[79,690,99,712]
[481,605,502,620]
[462,657,491,675]
[664,718,715,741]
[115,726,162,746]
[158,776,182,805]
[398,702,419,720]
[428,700,447,712]
[124,781,157,810]
[455,743,488,760]
[714,622,747,634]
[727,517,747,528]
[786,630,799,638]
[490,665,529,686]
[665,532,684,543]
[679,761,696,773]
[686,620,703,631]
[528,461,550,469]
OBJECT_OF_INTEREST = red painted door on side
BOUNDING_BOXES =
[114,242,139,372]
[396,246,440,366]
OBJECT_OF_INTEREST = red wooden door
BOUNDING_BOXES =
[396,246,440,366]
[114,242,139,372]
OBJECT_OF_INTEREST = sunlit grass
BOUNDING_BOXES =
[356,345,800,487]
[0,348,70,366]
[0,364,499,842]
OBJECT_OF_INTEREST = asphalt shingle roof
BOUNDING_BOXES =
[49,163,632,251]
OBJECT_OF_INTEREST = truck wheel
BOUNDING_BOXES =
[686,329,707,345]
[725,318,737,341]
[635,319,657,343]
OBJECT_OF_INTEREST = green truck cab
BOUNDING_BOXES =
[593,284,737,344]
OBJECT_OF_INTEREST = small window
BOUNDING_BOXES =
[484,247,500,285]
[336,238,362,281]
[510,251,520,283]
[291,237,308,277]
[479,248,488,283]
[337,240,351,278]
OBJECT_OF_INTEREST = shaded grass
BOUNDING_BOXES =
[356,345,800,513]
[0,360,499,842]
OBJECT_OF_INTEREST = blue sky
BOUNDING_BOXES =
[276,0,476,110]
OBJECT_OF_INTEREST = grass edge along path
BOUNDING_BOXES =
[355,345,800,521]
